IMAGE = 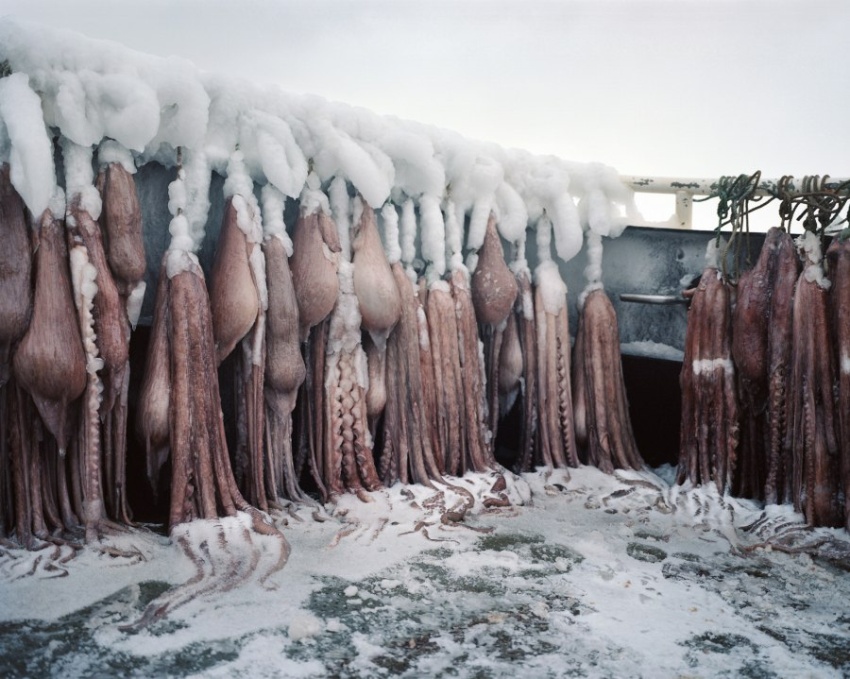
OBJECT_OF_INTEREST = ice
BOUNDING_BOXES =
[620,340,684,362]
[0,17,641,268]
[444,199,465,272]
[399,197,417,267]
[60,137,102,219]
[224,152,263,244]
[0,73,56,216]
[550,192,583,262]
[494,180,528,244]
[246,110,308,199]
[3,467,849,676]
[298,172,331,217]
[798,230,831,289]
[378,127,444,198]
[125,281,146,329]
[288,613,324,641]
[69,245,104,377]
[704,236,725,269]
[260,184,293,256]
[96,139,136,174]
[328,176,351,261]
[419,193,446,280]
[379,202,401,264]
[533,260,567,316]
[692,357,734,375]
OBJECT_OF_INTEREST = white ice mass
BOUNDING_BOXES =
[0,17,633,275]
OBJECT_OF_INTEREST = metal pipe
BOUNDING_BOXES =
[622,175,850,197]
[619,293,688,306]
[622,175,850,229]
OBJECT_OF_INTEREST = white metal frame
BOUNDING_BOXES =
[622,175,850,229]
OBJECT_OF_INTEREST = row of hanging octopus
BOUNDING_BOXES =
[681,226,850,531]
[1,148,848,558]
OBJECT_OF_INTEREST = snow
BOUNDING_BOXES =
[533,260,567,316]
[329,176,351,261]
[693,358,735,376]
[620,341,685,362]
[0,17,635,269]
[60,138,101,218]
[797,230,831,290]
[379,203,401,265]
[444,199,465,272]
[704,237,725,269]
[0,72,56,216]
[419,193,446,281]
[298,173,330,218]
[261,184,293,256]
[125,281,146,329]
[96,139,136,174]
[69,245,104,377]
[399,198,417,268]
[3,467,849,677]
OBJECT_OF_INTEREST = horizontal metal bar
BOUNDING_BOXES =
[619,293,689,306]
[622,175,850,197]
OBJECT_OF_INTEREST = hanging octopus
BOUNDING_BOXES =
[827,236,850,532]
[11,202,87,545]
[136,152,287,551]
[262,187,307,504]
[289,184,341,500]
[574,288,642,473]
[504,266,538,473]
[530,216,577,471]
[321,256,383,496]
[0,164,32,539]
[787,232,842,527]
[676,258,738,492]
[381,255,441,486]
[731,227,799,502]
[209,169,267,511]
[471,213,519,452]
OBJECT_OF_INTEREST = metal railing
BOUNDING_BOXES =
[622,175,850,229]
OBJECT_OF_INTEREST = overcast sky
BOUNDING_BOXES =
[1,0,847,223]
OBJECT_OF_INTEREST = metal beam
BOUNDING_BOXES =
[622,175,850,229]
[622,175,850,197]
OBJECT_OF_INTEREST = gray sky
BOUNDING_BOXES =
[1,0,848,223]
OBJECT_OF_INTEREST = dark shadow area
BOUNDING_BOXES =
[621,355,681,468]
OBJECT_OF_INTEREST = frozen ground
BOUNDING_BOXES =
[2,466,850,678]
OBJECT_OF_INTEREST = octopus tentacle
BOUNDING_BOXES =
[452,269,491,472]
[417,282,444,474]
[827,238,850,531]
[0,164,32,390]
[787,234,841,526]
[513,272,538,473]
[677,267,737,492]
[534,285,555,468]
[137,259,171,499]
[426,283,463,477]
[554,304,579,467]
[262,228,307,503]
[9,384,33,548]
[533,257,577,472]
[767,230,799,504]
[382,263,438,487]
